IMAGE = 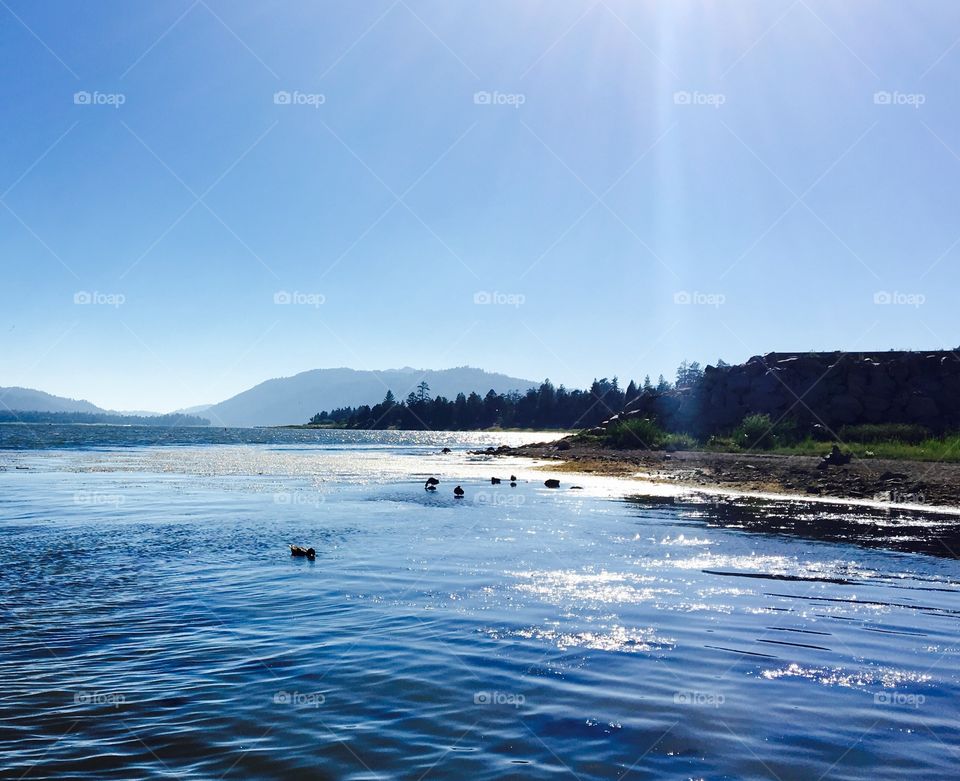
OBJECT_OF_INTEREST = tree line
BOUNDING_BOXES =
[0,411,211,426]
[308,361,714,430]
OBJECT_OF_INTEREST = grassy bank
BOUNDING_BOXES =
[585,417,960,463]
[763,437,960,462]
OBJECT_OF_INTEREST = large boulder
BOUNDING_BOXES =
[827,393,863,424]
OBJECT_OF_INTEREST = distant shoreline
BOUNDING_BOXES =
[277,424,570,433]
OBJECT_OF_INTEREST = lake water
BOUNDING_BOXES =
[1,425,958,779]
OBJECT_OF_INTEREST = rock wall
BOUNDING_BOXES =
[616,351,960,435]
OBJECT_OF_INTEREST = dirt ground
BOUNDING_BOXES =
[495,441,960,509]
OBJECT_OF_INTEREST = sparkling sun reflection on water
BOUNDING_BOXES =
[1,427,959,779]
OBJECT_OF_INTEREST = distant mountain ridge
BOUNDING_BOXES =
[1,367,539,428]
[0,387,105,415]
[204,367,539,427]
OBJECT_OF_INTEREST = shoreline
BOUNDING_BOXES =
[495,440,960,512]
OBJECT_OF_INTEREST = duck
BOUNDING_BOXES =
[490,477,501,485]
[453,485,465,498]
[425,476,440,490]
[441,447,452,454]
[544,479,561,489]
[290,545,316,560]
[510,475,517,482]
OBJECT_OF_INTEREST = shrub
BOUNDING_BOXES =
[664,432,697,451]
[602,418,667,449]
[837,423,930,445]
[705,435,739,451]
[732,413,789,450]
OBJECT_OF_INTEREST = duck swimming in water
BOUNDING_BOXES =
[453,485,465,497]
[490,477,501,485]
[290,545,316,560]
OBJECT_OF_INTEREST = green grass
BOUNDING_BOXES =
[766,435,960,462]
[697,415,960,461]
[663,432,698,451]
[585,419,699,452]
[730,413,799,450]
[586,416,960,462]
[836,423,931,445]
[701,433,960,462]
[596,418,668,449]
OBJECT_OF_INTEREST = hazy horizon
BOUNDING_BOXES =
[2,364,549,415]
[4,1,959,410]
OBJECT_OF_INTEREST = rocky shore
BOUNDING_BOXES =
[618,350,960,437]
[496,440,960,509]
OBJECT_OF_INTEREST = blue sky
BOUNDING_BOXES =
[2,0,959,411]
